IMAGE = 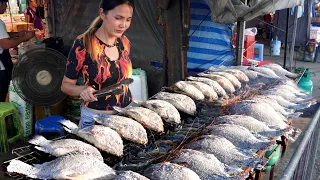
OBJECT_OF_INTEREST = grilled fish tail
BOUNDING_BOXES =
[257,140,275,151]
[28,135,50,147]
[59,119,79,132]
[290,101,313,110]
[285,127,302,142]
[7,160,38,178]
[287,112,303,118]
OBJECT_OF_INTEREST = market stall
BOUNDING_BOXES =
[2,63,318,180]
[1,0,319,180]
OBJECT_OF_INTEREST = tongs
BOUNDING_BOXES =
[80,78,134,99]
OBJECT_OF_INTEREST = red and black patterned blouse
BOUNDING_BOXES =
[65,35,133,110]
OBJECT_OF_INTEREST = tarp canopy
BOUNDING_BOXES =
[207,0,304,24]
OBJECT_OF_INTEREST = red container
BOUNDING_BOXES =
[233,33,255,59]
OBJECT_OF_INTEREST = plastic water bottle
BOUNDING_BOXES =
[270,36,281,56]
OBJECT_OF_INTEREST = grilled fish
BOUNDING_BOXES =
[207,124,275,150]
[215,115,289,138]
[261,88,308,102]
[115,171,149,180]
[186,81,218,101]
[198,73,236,93]
[207,71,242,89]
[230,102,301,141]
[184,135,267,169]
[60,120,124,156]
[222,69,249,82]
[187,76,229,98]
[262,64,299,79]
[260,94,314,110]
[94,115,148,145]
[153,92,197,116]
[248,97,302,118]
[248,66,280,79]
[173,81,205,100]
[28,135,103,161]
[142,100,181,124]
[7,154,116,180]
[113,106,164,133]
[172,149,244,179]
[144,162,201,180]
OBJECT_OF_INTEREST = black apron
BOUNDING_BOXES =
[0,49,13,77]
[0,49,12,101]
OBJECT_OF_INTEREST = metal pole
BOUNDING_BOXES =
[235,0,247,66]
[280,106,320,180]
[289,6,298,71]
[283,9,291,69]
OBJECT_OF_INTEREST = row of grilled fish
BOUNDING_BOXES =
[7,135,150,180]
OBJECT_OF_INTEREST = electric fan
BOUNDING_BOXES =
[11,48,67,116]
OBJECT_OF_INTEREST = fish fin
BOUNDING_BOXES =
[290,102,312,110]
[28,135,50,147]
[284,127,302,142]
[243,157,268,170]
[287,112,303,118]
[7,160,37,178]
[33,146,46,153]
[113,106,124,113]
[59,119,79,132]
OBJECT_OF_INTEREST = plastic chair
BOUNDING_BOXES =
[254,43,264,61]
[0,102,24,152]
[35,115,66,137]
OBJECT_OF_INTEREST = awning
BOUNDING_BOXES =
[207,0,304,24]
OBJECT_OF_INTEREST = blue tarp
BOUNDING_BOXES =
[187,0,234,71]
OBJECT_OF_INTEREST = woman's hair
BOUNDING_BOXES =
[78,0,134,60]
[0,0,8,3]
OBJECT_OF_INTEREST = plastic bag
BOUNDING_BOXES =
[244,27,257,36]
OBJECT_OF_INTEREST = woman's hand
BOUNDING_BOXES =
[80,86,98,102]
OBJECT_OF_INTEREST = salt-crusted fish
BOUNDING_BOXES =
[248,96,302,118]
[207,124,275,150]
[262,64,299,79]
[153,92,197,116]
[274,84,311,98]
[230,102,301,141]
[185,81,218,101]
[198,73,236,93]
[60,120,124,156]
[222,69,250,82]
[173,81,205,100]
[248,66,281,79]
[261,88,309,102]
[172,149,244,180]
[187,76,229,98]
[215,115,290,138]
[7,154,116,180]
[144,162,201,180]
[241,70,278,85]
[113,106,164,133]
[209,65,249,71]
[260,94,315,110]
[28,135,103,161]
[142,100,181,124]
[184,135,267,169]
[115,171,149,180]
[207,71,242,89]
[95,115,148,145]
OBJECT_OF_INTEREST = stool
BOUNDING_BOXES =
[254,43,264,61]
[35,115,66,137]
[0,102,24,152]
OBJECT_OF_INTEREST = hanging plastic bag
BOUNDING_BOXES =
[244,27,258,36]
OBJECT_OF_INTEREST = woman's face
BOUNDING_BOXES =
[100,3,133,38]
[29,0,37,8]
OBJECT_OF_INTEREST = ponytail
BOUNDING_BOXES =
[77,16,102,60]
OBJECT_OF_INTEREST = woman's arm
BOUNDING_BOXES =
[61,76,97,102]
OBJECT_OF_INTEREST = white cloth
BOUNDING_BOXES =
[0,19,9,71]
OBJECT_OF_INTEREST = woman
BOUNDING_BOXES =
[24,0,43,30]
[61,0,134,129]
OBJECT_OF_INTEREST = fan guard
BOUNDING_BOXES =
[12,48,67,107]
